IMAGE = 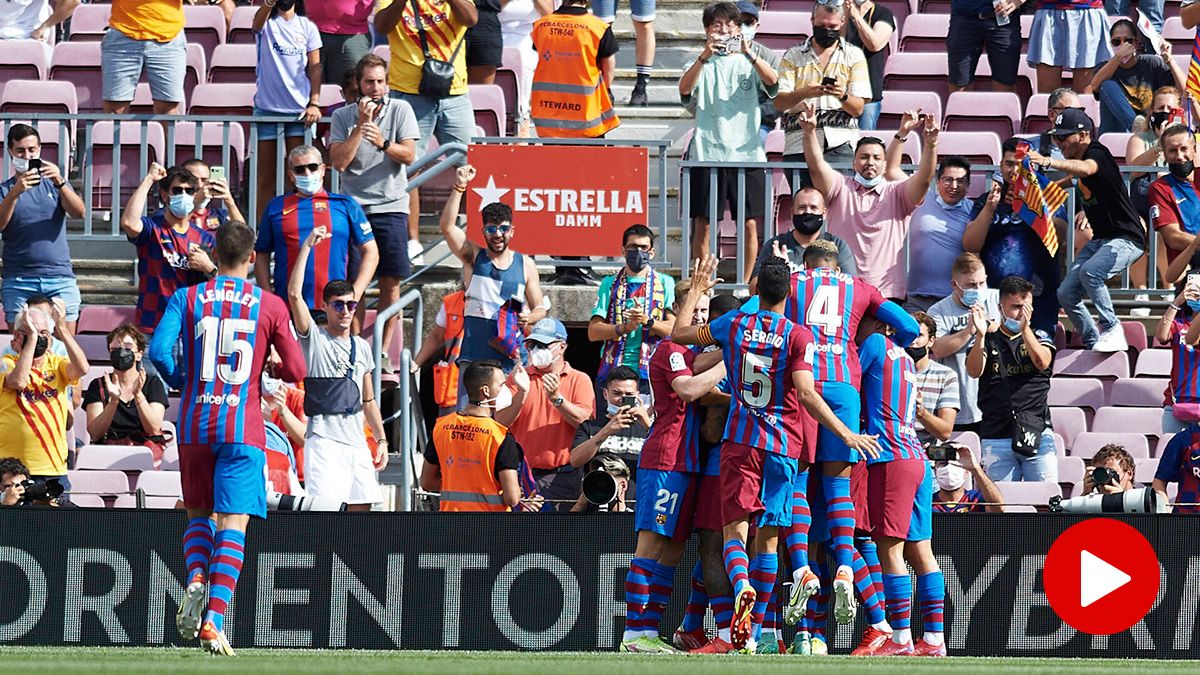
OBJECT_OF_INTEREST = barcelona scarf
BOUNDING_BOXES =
[1188,32,1200,104]
[597,268,670,384]
[490,298,524,362]
[1011,140,1068,257]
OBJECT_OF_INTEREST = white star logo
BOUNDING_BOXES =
[471,175,510,211]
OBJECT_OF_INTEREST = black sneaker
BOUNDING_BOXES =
[628,83,648,107]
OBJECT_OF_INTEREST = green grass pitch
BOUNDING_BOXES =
[2,647,1197,674]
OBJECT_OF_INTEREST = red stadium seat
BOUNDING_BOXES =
[1092,407,1165,442]
[918,0,952,12]
[129,82,188,115]
[209,44,259,84]
[1134,457,1158,485]
[1163,17,1193,55]
[898,14,949,52]
[187,82,256,118]
[883,52,949,100]
[229,5,259,44]
[1058,455,1086,497]
[1155,433,1176,458]
[944,91,1022,139]
[756,10,811,50]
[0,40,51,81]
[1054,349,1131,379]
[1048,377,1107,412]
[74,445,155,472]
[169,121,247,195]
[866,129,922,164]
[1050,407,1088,451]
[497,45,529,134]
[78,305,136,334]
[1071,432,1150,459]
[1023,93,1101,135]
[182,5,227,63]
[875,91,942,130]
[87,120,166,210]
[136,471,182,498]
[1098,132,1132,164]
[0,120,71,169]
[469,84,507,137]
[996,481,1059,511]
[0,79,77,115]
[67,3,111,41]
[1110,378,1170,408]
[76,334,115,363]
[50,42,104,112]
[1134,349,1172,377]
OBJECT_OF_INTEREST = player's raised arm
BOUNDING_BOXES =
[288,228,329,338]
[148,291,186,390]
[671,256,720,346]
[267,302,306,385]
[793,368,881,458]
[874,299,920,347]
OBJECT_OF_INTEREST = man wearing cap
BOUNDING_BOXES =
[500,317,596,511]
[1028,108,1146,352]
[735,1,783,143]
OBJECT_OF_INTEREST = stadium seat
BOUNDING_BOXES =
[86,120,166,210]
[1134,457,1158,485]
[898,14,950,52]
[1163,17,1193,55]
[1071,432,1150,460]
[1155,433,1176,458]
[1133,348,1172,377]
[875,91,942,130]
[1110,377,1170,408]
[78,305,136,333]
[136,471,182,498]
[67,3,111,41]
[1092,407,1164,441]
[0,40,51,81]
[1047,376,1106,411]
[1022,93,1101,135]
[73,408,90,446]
[918,0,952,12]
[934,131,1001,196]
[129,82,188,116]
[883,53,950,100]
[229,5,258,44]
[71,494,108,508]
[1057,456,1086,497]
[67,469,131,497]
[50,42,105,112]
[996,481,1059,511]
[1054,350,1130,379]
[756,10,812,50]
[187,83,256,118]
[1049,407,1087,450]
[496,45,527,134]
[0,79,77,116]
[948,430,980,460]
[169,120,247,191]
[468,84,507,137]
[1098,133,1132,163]
[182,5,227,62]
[74,445,156,472]
[868,130,922,165]
[0,120,71,169]
[208,44,258,84]
[111,494,139,508]
[372,44,391,64]
[76,334,115,363]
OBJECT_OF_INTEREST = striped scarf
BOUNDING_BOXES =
[597,268,670,383]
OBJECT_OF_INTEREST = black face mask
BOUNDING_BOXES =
[1169,160,1195,180]
[812,26,839,48]
[110,348,136,372]
[32,335,48,358]
[905,345,928,362]
[793,213,824,235]
[276,0,297,10]
[1151,111,1171,129]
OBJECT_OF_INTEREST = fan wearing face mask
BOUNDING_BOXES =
[749,186,856,295]
[908,313,959,447]
[1148,124,1200,277]
[82,324,169,467]
[931,443,1004,514]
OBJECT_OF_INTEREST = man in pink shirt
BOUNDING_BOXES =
[794,103,939,301]
[306,0,375,88]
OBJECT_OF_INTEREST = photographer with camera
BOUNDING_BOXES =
[930,443,1004,513]
[0,457,66,507]
[1081,444,1135,496]
[571,454,632,513]
[570,365,651,493]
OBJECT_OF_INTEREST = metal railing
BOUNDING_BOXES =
[372,288,424,512]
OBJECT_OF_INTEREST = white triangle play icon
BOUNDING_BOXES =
[1080,550,1131,608]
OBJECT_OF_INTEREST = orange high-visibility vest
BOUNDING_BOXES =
[432,413,511,512]
[432,291,465,408]
[529,11,619,138]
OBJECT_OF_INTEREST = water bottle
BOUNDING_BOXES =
[994,0,1010,26]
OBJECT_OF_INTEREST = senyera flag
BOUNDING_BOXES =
[465,144,649,257]
[1011,140,1067,257]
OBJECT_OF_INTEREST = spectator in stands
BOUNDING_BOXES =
[588,225,676,395]
[947,0,1025,95]
[121,164,216,339]
[593,0,656,106]
[1026,0,1110,94]
[82,324,169,466]
[467,1,504,84]
[102,0,186,115]
[262,369,308,480]
[424,360,533,511]
[1087,20,1187,135]
[0,124,83,333]
[500,0,554,136]
[305,0,372,89]
[254,145,380,311]
[570,453,631,512]
[964,137,1066,338]
[1035,88,1081,158]
[843,0,896,131]
[252,0,324,227]
[749,186,856,294]
[1081,443,1135,496]
[1185,0,1200,31]
[0,457,31,507]
[288,228,389,511]
[680,1,778,284]
[330,53,421,371]
[502,318,595,511]
[910,312,959,445]
[932,442,1004,513]
[0,0,78,41]
[929,253,1000,434]
[774,0,870,188]
[413,286,468,418]
[796,103,939,300]
[569,364,650,489]
[735,1,781,144]
[377,0,478,267]
[0,301,87,490]
[1154,280,1200,434]
[1029,109,1146,352]
[179,158,244,232]
[439,165,547,398]
[1126,86,1180,217]
[905,155,973,314]
[1153,423,1200,513]
[1149,124,1200,274]
[967,275,1057,482]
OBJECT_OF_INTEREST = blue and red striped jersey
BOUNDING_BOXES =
[701,309,812,458]
[1155,426,1200,514]
[131,216,215,334]
[859,332,925,465]
[641,340,702,473]
[933,488,986,513]
[255,191,373,309]
[1169,316,1200,405]
[148,276,305,447]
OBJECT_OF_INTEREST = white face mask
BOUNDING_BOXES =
[935,463,967,491]
[12,157,30,174]
[528,346,555,369]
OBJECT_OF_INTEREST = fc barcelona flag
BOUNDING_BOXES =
[1011,140,1067,257]
[1189,31,1200,103]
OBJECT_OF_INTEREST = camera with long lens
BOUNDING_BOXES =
[582,454,630,511]
[20,477,64,504]
[267,491,347,512]
[1049,486,1167,514]
[1091,466,1119,489]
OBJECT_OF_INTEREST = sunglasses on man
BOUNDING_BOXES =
[330,300,358,314]
[291,163,321,175]
[484,224,513,236]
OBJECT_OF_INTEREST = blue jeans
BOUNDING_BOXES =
[859,100,881,131]
[1097,79,1137,135]
[982,431,1058,482]
[1104,0,1163,31]
[1057,237,1144,347]
[101,28,186,103]
[1,276,81,323]
[391,91,475,158]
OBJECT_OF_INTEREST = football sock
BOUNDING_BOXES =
[857,536,884,593]
[785,477,811,573]
[883,573,913,644]
[821,474,855,570]
[204,528,245,633]
[711,593,734,643]
[642,561,676,636]
[918,571,946,646]
[748,553,778,642]
[723,539,752,597]
[182,517,215,583]
[851,547,888,629]
[635,65,651,87]
[681,559,708,633]
[807,562,829,641]
[622,556,654,641]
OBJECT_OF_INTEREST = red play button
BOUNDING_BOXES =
[1044,519,1160,635]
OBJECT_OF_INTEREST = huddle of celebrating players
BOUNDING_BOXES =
[621,240,947,656]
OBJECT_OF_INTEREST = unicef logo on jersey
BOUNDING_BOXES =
[195,391,241,407]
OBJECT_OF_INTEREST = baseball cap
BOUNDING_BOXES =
[526,317,567,345]
[1049,108,1095,137]
[736,1,760,19]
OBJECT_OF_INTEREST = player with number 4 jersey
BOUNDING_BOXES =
[149,222,305,657]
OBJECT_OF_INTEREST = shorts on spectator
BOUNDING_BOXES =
[692,473,723,531]
[321,32,372,87]
[816,381,862,463]
[101,29,186,103]
[720,441,796,529]
[688,166,767,221]
[180,442,267,518]
[252,106,309,140]
[867,459,932,541]
[2,276,81,323]
[304,435,384,505]
[592,0,657,23]
[466,11,504,68]
[634,467,697,539]
[391,91,475,158]
[946,14,1021,87]
[1026,8,1113,69]
[368,212,413,279]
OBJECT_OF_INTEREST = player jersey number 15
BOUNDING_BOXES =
[196,316,255,385]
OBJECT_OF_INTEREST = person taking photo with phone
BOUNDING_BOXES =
[569,365,653,495]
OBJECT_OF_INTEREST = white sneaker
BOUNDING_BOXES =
[832,565,857,625]
[1130,293,1151,318]
[176,579,206,640]
[380,352,395,374]
[1092,323,1129,352]
[407,239,424,265]
[784,566,820,626]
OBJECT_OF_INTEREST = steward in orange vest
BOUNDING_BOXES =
[421,361,527,511]
[529,0,620,138]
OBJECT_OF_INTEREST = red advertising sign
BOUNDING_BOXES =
[465,144,649,257]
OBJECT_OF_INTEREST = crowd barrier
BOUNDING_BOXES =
[2,510,1198,656]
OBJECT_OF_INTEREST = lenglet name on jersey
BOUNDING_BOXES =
[197,287,260,308]
[741,328,785,348]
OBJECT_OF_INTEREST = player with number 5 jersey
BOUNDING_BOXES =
[149,222,305,657]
